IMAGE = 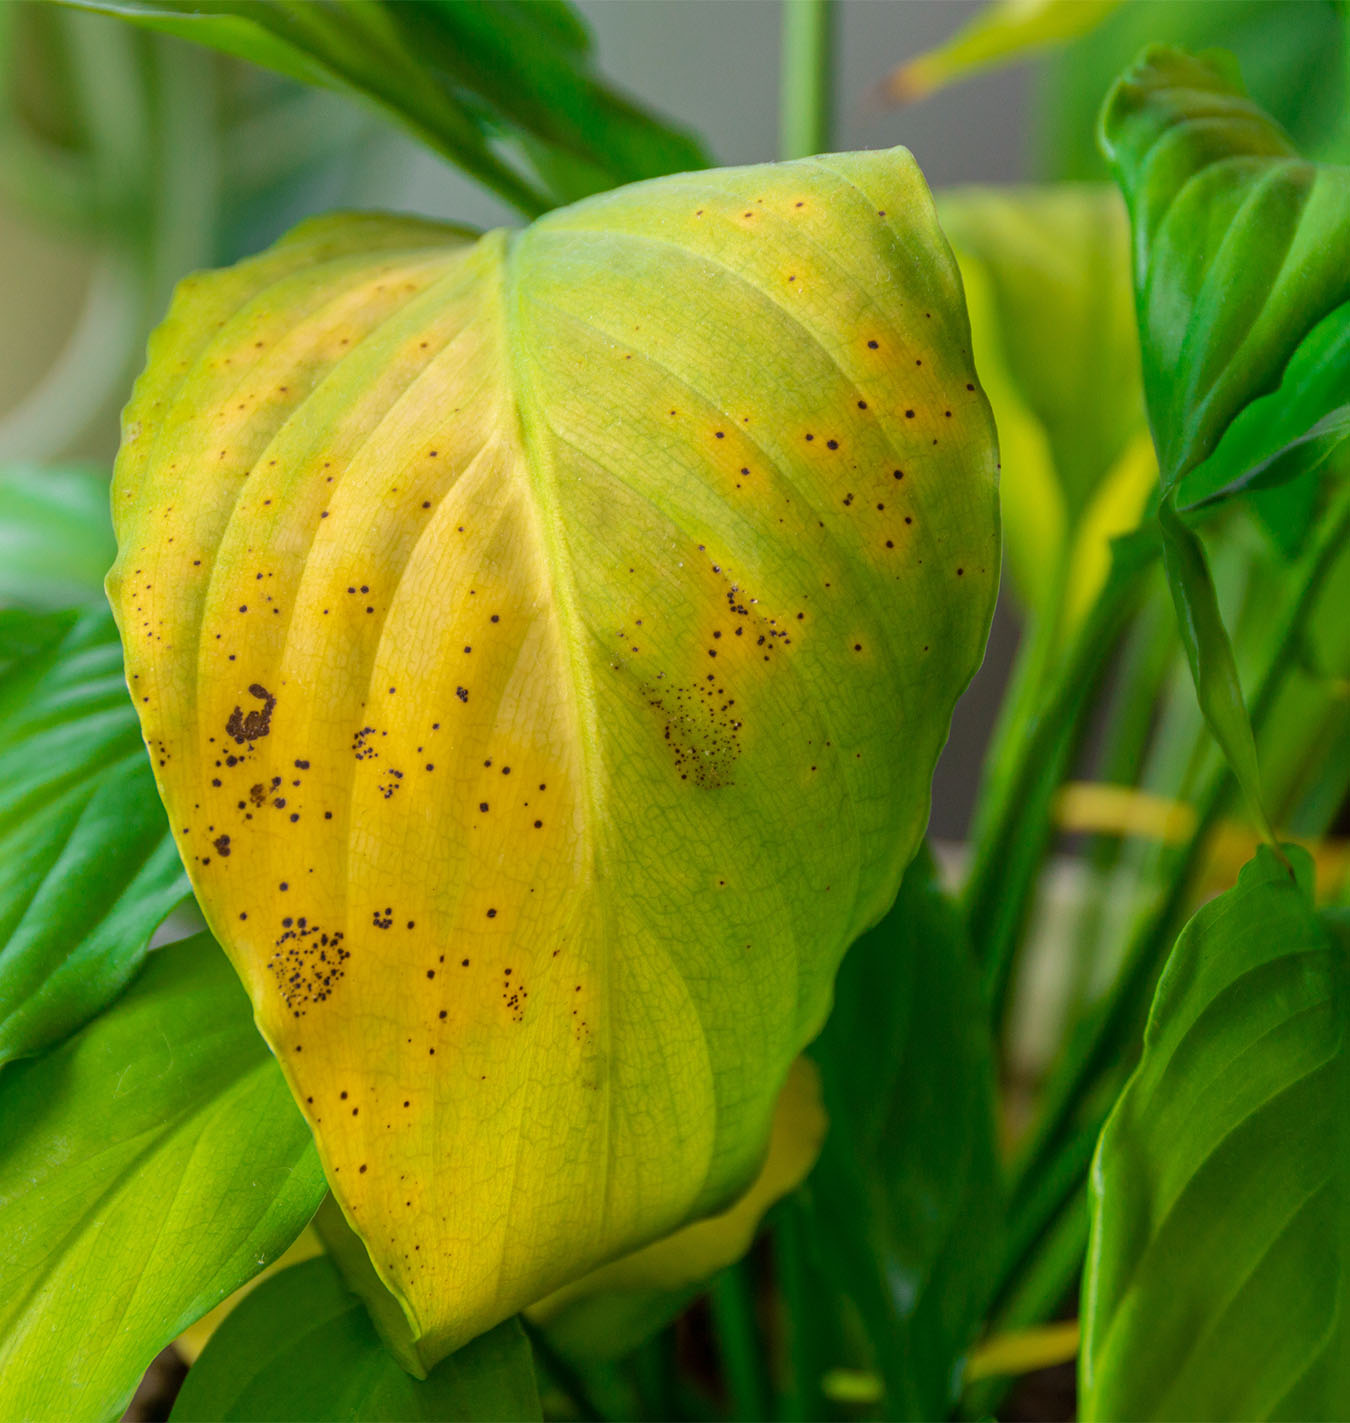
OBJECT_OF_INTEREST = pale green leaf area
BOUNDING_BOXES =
[0,602,188,1065]
[107,149,999,1364]
[0,934,327,1423]
[938,184,1153,628]
[1082,846,1350,1420]
[172,1257,541,1423]
[806,845,1002,1419]
[0,463,117,610]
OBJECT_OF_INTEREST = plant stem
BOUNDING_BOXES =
[520,1316,611,1423]
[779,0,835,159]
[710,1261,772,1422]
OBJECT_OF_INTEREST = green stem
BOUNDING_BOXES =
[965,562,1146,1018]
[710,1261,772,1422]
[779,0,834,159]
[1009,479,1350,1249]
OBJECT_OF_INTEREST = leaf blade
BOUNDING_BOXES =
[107,151,1000,1363]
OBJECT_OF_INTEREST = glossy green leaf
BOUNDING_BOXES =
[1101,45,1350,504]
[806,845,1003,1419]
[0,933,327,1422]
[61,0,709,213]
[938,184,1153,627]
[1096,45,1350,834]
[878,0,1123,106]
[0,463,116,610]
[0,602,188,1065]
[1082,846,1350,1420]
[172,1258,540,1423]
[1039,1,1348,182]
[107,153,1000,1365]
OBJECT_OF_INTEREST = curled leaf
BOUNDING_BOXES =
[108,151,999,1363]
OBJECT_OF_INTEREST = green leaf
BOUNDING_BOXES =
[806,846,1003,1419]
[59,0,710,213]
[1039,1,1347,183]
[1157,496,1272,839]
[1095,45,1350,834]
[1081,846,1350,1420]
[877,0,1124,106]
[1100,45,1350,503]
[0,464,116,610]
[106,152,1000,1365]
[171,1257,541,1422]
[0,933,327,1422]
[0,602,188,1065]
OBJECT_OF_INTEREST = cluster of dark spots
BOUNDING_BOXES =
[269,918,349,1017]
[456,686,469,703]
[380,767,404,799]
[373,906,394,930]
[226,684,276,745]
[352,726,379,760]
[646,679,742,788]
[212,834,231,857]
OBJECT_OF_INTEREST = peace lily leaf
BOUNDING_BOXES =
[938,184,1152,632]
[806,845,1003,1419]
[1096,44,1350,835]
[1101,45,1350,506]
[172,1258,540,1423]
[531,1056,826,1362]
[1081,846,1350,1420]
[877,0,1124,106]
[0,602,188,1065]
[107,152,1000,1365]
[0,933,326,1422]
[63,0,709,214]
[0,463,116,609]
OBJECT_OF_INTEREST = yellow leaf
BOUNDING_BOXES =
[108,151,999,1366]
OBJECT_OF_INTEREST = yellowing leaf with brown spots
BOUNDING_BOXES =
[107,152,998,1368]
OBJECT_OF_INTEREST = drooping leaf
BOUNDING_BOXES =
[877,0,1124,107]
[1081,846,1350,1420]
[938,184,1152,629]
[805,845,1003,1419]
[0,463,116,609]
[172,1258,540,1423]
[0,602,188,1065]
[61,0,710,213]
[106,153,1000,1364]
[0,934,326,1423]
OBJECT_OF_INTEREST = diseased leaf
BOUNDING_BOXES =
[107,152,1000,1364]
[172,1258,540,1423]
[0,463,116,610]
[1081,847,1350,1420]
[806,846,1003,1419]
[0,603,188,1065]
[0,934,326,1423]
